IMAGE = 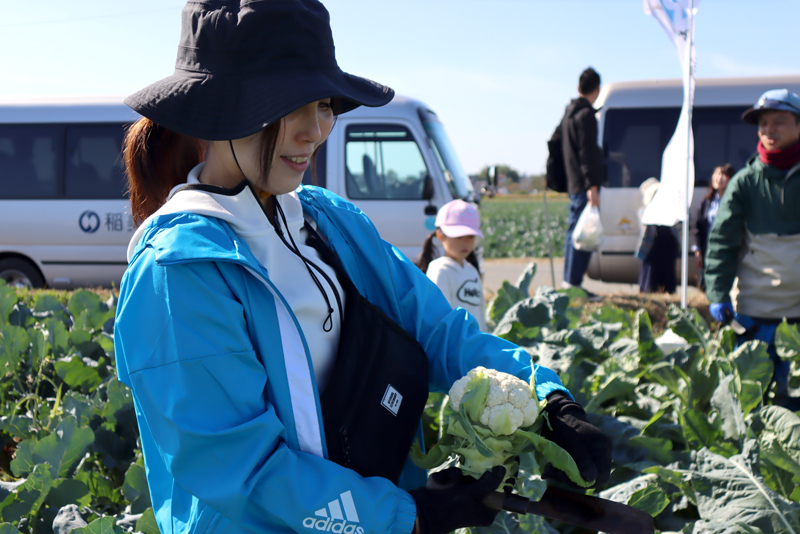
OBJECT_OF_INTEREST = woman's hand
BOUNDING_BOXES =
[541,391,611,487]
[409,467,506,534]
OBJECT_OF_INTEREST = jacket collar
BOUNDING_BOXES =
[128,162,304,263]
[127,176,369,292]
[132,211,257,267]
[566,96,595,118]
[747,152,800,180]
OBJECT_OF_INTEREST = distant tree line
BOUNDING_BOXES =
[476,164,546,191]
[477,164,521,183]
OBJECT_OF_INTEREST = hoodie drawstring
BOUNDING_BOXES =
[271,197,341,332]
[230,139,339,331]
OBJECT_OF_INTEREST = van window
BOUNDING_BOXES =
[0,125,61,199]
[422,116,474,200]
[603,106,756,189]
[603,108,680,189]
[65,125,127,199]
[693,107,756,183]
[345,125,429,200]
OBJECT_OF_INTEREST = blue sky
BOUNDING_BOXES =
[1,0,797,175]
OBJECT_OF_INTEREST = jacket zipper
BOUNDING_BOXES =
[241,263,328,457]
[782,161,800,206]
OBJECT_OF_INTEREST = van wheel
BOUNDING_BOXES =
[0,258,45,289]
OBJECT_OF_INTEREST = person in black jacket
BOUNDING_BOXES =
[692,163,734,290]
[561,67,604,300]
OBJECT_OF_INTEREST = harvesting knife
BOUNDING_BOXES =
[482,486,655,534]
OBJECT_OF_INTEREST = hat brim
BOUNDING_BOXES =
[741,107,761,125]
[742,104,800,125]
[124,67,394,140]
[439,225,484,239]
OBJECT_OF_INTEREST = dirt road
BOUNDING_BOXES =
[482,257,704,299]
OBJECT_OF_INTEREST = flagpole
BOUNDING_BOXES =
[680,0,694,309]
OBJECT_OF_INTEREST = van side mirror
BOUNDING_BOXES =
[422,174,434,200]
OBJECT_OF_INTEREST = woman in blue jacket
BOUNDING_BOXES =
[114,2,611,534]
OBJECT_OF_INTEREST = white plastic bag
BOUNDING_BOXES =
[572,205,604,251]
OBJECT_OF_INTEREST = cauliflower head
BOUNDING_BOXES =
[448,366,540,435]
[413,366,590,492]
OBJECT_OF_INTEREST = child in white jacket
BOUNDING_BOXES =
[417,200,487,331]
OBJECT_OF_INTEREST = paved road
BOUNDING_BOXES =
[482,257,704,299]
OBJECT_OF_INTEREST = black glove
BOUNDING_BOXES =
[542,391,611,487]
[409,466,505,534]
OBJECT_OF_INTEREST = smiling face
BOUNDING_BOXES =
[436,229,477,265]
[711,168,731,196]
[261,99,335,195]
[757,110,800,151]
[206,99,335,194]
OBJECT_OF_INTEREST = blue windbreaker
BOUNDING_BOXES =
[114,184,569,534]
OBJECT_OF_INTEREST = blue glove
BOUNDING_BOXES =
[709,302,733,323]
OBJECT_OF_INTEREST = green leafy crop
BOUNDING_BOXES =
[0,282,153,534]
[479,199,568,259]
[429,263,800,534]
[4,264,800,534]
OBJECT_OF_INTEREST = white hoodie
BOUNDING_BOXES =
[426,256,487,332]
[128,163,344,391]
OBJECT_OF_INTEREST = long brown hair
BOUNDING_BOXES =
[416,230,480,274]
[123,119,284,225]
[123,119,205,225]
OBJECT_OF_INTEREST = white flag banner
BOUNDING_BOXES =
[643,0,698,65]
[641,0,698,226]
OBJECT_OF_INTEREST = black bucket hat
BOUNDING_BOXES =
[124,0,394,140]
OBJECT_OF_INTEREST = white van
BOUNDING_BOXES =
[588,74,800,284]
[0,95,475,288]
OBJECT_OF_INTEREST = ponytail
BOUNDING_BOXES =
[416,231,439,273]
[416,231,480,274]
[124,118,204,225]
[465,251,480,274]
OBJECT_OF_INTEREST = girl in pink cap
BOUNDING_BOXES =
[417,200,487,331]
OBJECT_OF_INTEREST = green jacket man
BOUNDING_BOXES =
[705,88,800,406]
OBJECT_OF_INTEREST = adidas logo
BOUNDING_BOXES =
[303,491,364,534]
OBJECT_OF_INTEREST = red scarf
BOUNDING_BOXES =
[758,140,800,170]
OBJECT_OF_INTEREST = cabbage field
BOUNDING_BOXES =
[431,267,800,534]
[2,273,800,534]
[480,197,569,259]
